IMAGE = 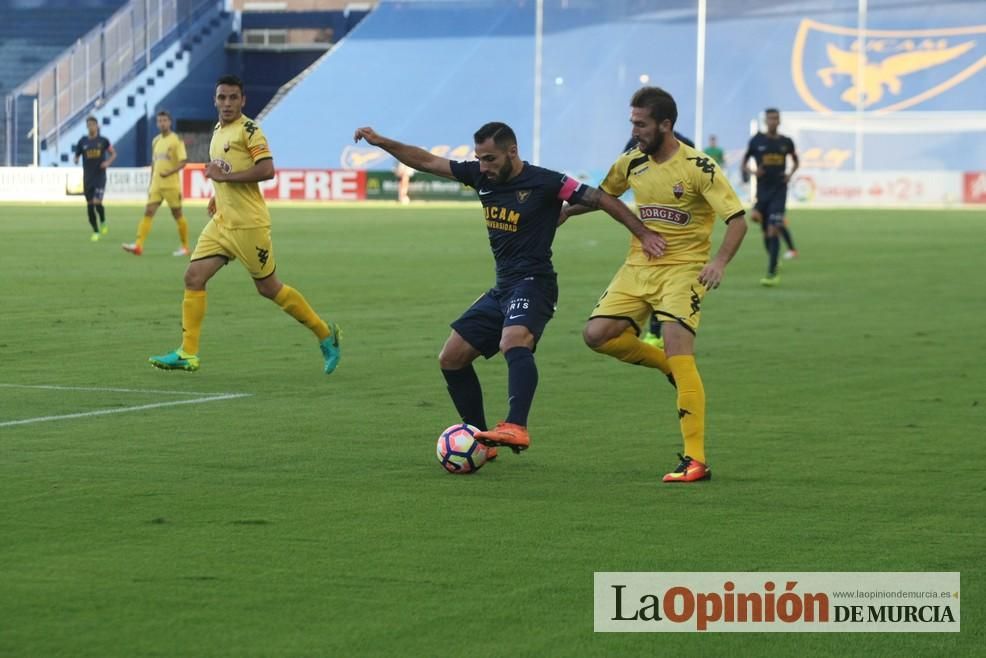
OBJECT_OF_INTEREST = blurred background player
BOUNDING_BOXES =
[743,108,799,286]
[564,86,747,483]
[354,121,663,456]
[394,161,414,204]
[149,75,340,374]
[704,134,724,166]
[780,220,797,260]
[73,116,116,242]
[123,110,190,256]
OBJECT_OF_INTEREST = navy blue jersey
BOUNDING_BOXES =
[450,160,588,289]
[745,133,795,190]
[75,135,111,181]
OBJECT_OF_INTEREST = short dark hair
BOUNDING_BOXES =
[85,115,98,124]
[216,75,244,92]
[156,110,172,119]
[631,86,677,127]
[765,108,780,115]
[473,122,517,149]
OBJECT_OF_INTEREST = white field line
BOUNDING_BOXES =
[0,383,236,396]
[0,393,252,428]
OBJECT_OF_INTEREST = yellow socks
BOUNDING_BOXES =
[175,215,189,249]
[667,355,706,463]
[273,285,331,341]
[180,286,328,356]
[136,216,153,248]
[180,289,207,355]
[593,328,671,375]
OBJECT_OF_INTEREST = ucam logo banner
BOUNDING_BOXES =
[594,572,959,632]
[183,166,366,201]
[791,20,986,114]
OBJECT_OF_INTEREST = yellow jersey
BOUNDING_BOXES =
[601,141,744,265]
[150,132,187,189]
[209,114,273,229]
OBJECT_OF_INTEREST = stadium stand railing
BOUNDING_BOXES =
[3,0,224,166]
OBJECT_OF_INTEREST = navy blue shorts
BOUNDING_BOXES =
[451,275,558,359]
[84,179,106,203]
[755,186,787,227]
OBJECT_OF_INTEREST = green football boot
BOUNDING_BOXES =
[320,323,341,374]
[149,349,200,371]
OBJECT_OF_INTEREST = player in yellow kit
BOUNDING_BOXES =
[123,111,190,256]
[149,75,340,374]
[562,87,748,483]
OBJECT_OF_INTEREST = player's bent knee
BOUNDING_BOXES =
[184,270,203,290]
[254,278,281,299]
[438,347,470,371]
[499,335,533,354]
[437,351,459,370]
[583,321,620,350]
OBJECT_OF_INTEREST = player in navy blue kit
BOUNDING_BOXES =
[73,116,116,242]
[743,108,798,286]
[354,122,665,454]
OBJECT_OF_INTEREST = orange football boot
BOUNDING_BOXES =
[662,453,711,483]
[474,422,530,453]
[485,446,499,461]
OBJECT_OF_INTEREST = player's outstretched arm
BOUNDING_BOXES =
[558,200,599,225]
[580,186,666,259]
[353,127,454,179]
[698,213,747,289]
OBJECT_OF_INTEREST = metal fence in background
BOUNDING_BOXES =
[4,0,217,165]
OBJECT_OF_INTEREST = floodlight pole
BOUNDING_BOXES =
[4,94,11,166]
[532,0,543,165]
[749,118,758,202]
[855,0,867,173]
[694,0,707,150]
[33,98,39,167]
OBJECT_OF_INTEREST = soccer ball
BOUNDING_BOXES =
[436,423,489,474]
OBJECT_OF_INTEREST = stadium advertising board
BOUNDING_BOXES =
[98,168,154,201]
[364,171,476,201]
[790,171,964,206]
[962,172,986,203]
[0,167,72,201]
[182,165,366,201]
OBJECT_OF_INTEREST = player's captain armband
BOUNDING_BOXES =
[557,175,583,201]
[248,144,270,161]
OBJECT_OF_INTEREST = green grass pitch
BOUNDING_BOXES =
[1,203,983,656]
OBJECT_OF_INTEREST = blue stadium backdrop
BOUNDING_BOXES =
[261,0,986,183]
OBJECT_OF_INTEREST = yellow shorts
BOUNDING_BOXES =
[147,186,182,207]
[589,262,707,334]
[190,219,276,279]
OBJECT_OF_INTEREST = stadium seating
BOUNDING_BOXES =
[39,6,234,167]
[259,1,705,177]
[0,2,127,162]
